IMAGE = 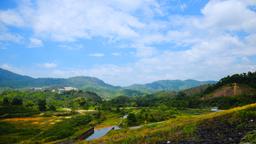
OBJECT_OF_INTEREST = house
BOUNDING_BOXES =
[56,87,78,94]
[64,87,78,91]
[211,107,219,112]
[58,88,65,94]
[31,87,43,91]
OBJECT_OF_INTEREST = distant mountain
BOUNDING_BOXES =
[67,76,120,90]
[127,79,216,92]
[0,68,118,90]
[0,68,215,97]
[0,68,35,88]
[0,68,136,98]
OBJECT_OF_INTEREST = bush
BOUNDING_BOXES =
[37,99,47,111]
[127,113,137,126]
[11,97,23,105]
[0,106,39,117]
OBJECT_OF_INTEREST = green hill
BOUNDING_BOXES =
[127,79,216,92]
[0,68,215,98]
[0,68,122,98]
[0,68,35,88]
[0,68,117,89]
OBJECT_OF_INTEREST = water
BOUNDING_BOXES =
[86,126,120,141]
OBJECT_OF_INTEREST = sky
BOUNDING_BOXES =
[0,0,256,86]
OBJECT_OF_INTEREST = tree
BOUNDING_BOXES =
[25,100,36,108]
[176,92,186,99]
[111,96,130,107]
[75,97,87,107]
[38,99,47,111]
[2,97,10,106]
[47,104,56,111]
[127,113,137,126]
[11,97,23,105]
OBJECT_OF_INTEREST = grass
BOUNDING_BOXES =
[241,130,256,143]
[0,109,121,143]
[84,103,256,144]
[94,112,122,129]
[0,112,92,143]
[0,104,255,144]
[0,120,41,144]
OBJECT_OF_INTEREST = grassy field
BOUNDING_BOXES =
[0,109,94,144]
[0,107,210,144]
[0,104,255,144]
[85,103,256,144]
[94,112,122,129]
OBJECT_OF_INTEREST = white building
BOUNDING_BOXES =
[211,107,219,112]
[64,87,78,91]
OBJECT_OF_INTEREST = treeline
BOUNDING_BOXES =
[103,92,201,110]
[0,90,102,117]
[124,106,178,126]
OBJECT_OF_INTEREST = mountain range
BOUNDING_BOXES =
[0,68,216,97]
[126,79,215,92]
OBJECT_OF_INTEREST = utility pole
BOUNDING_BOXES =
[233,83,238,96]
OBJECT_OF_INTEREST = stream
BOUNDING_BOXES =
[86,126,120,141]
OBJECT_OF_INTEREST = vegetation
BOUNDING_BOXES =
[0,71,256,143]
[37,115,93,142]
[87,103,256,144]
[205,71,256,94]
[0,68,215,98]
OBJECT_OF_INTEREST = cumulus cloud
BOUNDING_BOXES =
[0,32,23,43]
[0,10,24,27]
[112,52,121,56]
[201,0,256,32]
[0,0,158,42]
[89,53,105,57]
[44,0,256,86]
[40,63,57,69]
[28,38,43,48]
[1,0,256,85]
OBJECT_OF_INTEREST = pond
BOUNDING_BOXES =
[86,126,120,141]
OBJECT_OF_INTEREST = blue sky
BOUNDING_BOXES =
[0,0,256,86]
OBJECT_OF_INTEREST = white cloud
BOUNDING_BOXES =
[58,44,83,50]
[1,64,13,70]
[89,53,105,57]
[28,37,43,48]
[40,63,57,69]
[42,0,256,86]
[0,10,24,26]
[0,0,162,44]
[0,64,24,74]
[1,0,256,85]
[13,0,157,41]
[201,0,256,32]
[112,52,121,56]
[0,32,23,43]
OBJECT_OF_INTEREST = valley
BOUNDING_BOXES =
[0,69,256,144]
